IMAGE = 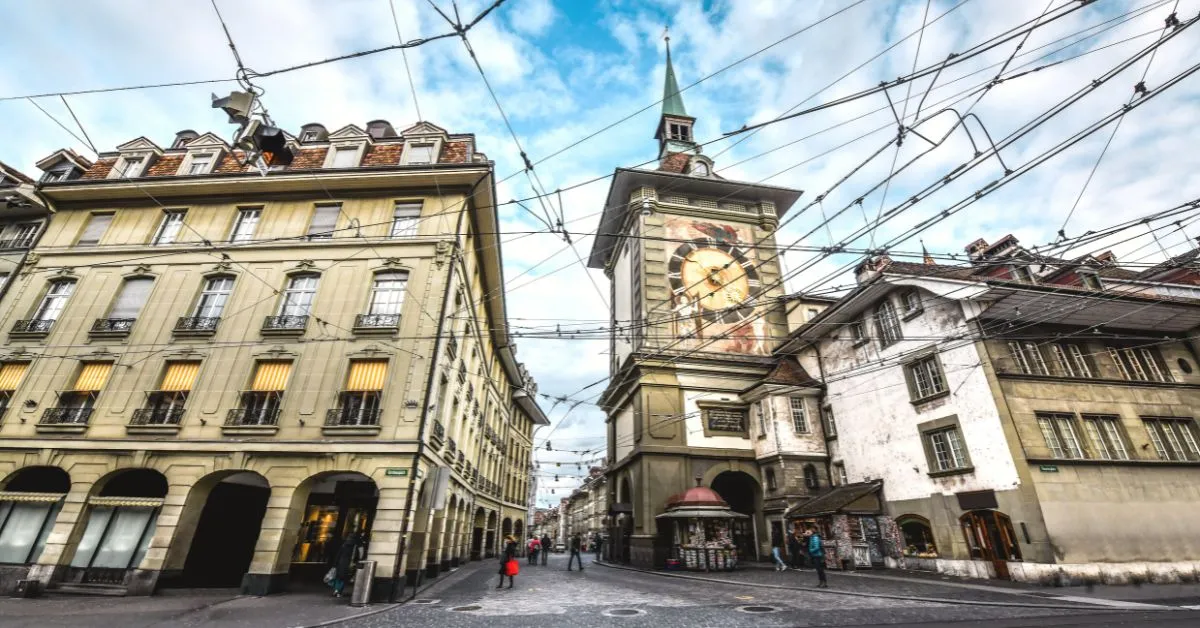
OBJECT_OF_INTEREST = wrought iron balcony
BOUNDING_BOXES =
[325,406,381,427]
[130,407,184,426]
[175,316,220,333]
[12,319,54,334]
[354,313,400,330]
[90,318,136,335]
[226,407,280,426]
[40,407,93,425]
[262,315,308,333]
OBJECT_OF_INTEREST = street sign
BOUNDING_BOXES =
[385,468,408,477]
[1039,465,1059,472]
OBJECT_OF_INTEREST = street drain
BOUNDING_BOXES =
[451,605,482,612]
[410,599,439,605]
[602,608,647,617]
[737,605,781,613]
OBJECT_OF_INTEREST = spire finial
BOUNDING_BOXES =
[661,27,686,117]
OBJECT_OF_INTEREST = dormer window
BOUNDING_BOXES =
[43,167,72,183]
[406,143,435,165]
[330,146,359,168]
[186,154,214,175]
[113,155,146,178]
[690,161,709,177]
[301,130,321,142]
[1080,272,1103,291]
[1009,265,1036,283]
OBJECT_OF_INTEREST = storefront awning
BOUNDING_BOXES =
[785,481,883,518]
[657,508,749,519]
[0,491,65,503]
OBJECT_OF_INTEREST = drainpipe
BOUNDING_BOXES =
[388,175,481,602]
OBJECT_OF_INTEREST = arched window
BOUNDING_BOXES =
[875,299,902,347]
[897,515,936,557]
[803,464,819,491]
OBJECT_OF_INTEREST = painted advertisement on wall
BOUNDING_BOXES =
[664,216,768,355]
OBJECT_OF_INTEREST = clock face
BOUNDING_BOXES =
[667,237,762,323]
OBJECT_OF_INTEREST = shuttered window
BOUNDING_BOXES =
[109,278,154,319]
[250,361,292,391]
[160,362,201,392]
[74,362,113,392]
[0,363,29,391]
[307,205,339,238]
[77,214,113,246]
[345,360,388,391]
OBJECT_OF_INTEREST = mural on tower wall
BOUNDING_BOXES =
[663,216,769,355]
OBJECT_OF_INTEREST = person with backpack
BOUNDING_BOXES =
[527,535,541,565]
[806,527,828,588]
[567,533,585,571]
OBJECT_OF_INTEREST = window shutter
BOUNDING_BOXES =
[78,214,113,245]
[109,278,154,319]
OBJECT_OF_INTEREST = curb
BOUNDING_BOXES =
[590,560,1173,612]
[299,560,488,628]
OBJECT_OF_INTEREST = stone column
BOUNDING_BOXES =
[241,481,305,596]
[365,483,405,601]
[126,477,194,595]
[426,508,447,578]
[404,506,433,588]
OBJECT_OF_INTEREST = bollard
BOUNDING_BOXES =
[350,560,376,607]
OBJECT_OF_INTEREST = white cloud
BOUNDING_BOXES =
[509,0,557,36]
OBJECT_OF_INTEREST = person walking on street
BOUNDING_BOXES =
[770,529,788,571]
[527,536,541,565]
[567,533,585,571]
[593,532,604,561]
[788,529,806,570]
[498,535,518,589]
[329,533,362,598]
[806,527,828,588]
[540,534,551,565]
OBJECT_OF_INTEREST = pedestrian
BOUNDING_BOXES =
[540,533,551,565]
[567,532,585,571]
[806,527,828,588]
[498,535,518,589]
[593,532,604,561]
[527,535,541,565]
[329,532,362,598]
[770,528,788,571]
[788,529,806,570]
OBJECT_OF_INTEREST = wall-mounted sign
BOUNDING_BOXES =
[385,468,408,477]
[1038,465,1059,473]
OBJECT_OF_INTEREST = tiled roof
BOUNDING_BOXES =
[0,162,34,184]
[881,260,978,281]
[80,158,116,180]
[1137,247,1200,280]
[145,155,184,177]
[787,482,882,517]
[362,143,403,167]
[440,140,470,164]
[762,358,820,387]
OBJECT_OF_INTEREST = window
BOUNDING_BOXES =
[1081,414,1129,460]
[756,401,769,437]
[280,275,319,317]
[806,308,819,320]
[334,359,388,426]
[835,463,848,486]
[765,468,777,491]
[139,361,200,425]
[307,205,339,239]
[115,156,145,178]
[925,427,969,471]
[330,146,359,168]
[301,130,320,142]
[0,499,61,565]
[235,361,292,426]
[152,210,186,245]
[668,123,690,141]
[1009,341,1049,375]
[875,300,902,347]
[1108,346,1172,382]
[43,168,70,183]
[822,405,837,438]
[186,153,213,175]
[1142,417,1200,461]
[849,319,865,343]
[789,397,809,433]
[0,362,29,418]
[690,161,709,176]
[1037,412,1085,459]
[1051,343,1093,378]
[406,143,435,165]
[194,276,234,318]
[368,272,407,315]
[1009,265,1035,283]
[902,289,922,314]
[33,279,75,322]
[1080,272,1103,291]
[108,277,154,320]
[3,223,39,248]
[906,354,947,402]
[803,464,819,490]
[77,213,113,246]
[229,208,261,243]
[390,203,421,237]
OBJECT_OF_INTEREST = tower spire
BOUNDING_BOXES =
[662,30,687,117]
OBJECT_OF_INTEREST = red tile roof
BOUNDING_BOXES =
[362,143,402,167]
[81,158,116,180]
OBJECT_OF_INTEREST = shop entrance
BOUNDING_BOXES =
[471,507,485,560]
[67,469,167,586]
[960,510,1022,580]
[289,473,378,584]
[711,471,761,561]
[180,473,269,587]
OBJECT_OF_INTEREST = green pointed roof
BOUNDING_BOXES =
[662,38,687,117]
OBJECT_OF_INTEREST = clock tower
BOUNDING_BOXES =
[587,39,804,567]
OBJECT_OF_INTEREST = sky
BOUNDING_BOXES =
[2,0,1200,508]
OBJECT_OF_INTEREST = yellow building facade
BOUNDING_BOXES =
[0,121,545,600]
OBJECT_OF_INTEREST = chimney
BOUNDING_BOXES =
[854,254,892,284]
[965,238,989,262]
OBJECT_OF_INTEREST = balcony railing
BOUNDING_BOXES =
[175,316,220,333]
[354,313,400,330]
[90,318,136,335]
[130,407,184,426]
[40,407,93,425]
[226,407,280,426]
[325,407,381,427]
[263,315,308,332]
[12,319,54,334]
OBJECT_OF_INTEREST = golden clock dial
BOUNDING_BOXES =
[680,248,751,311]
